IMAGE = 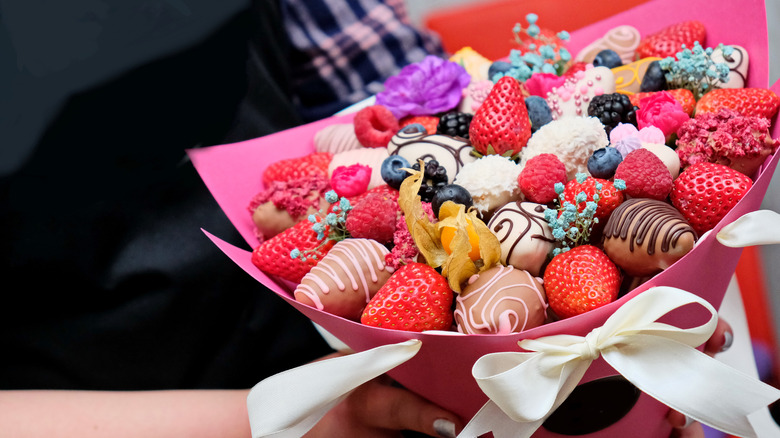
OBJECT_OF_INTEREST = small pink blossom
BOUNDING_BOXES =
[330,164,371,198]
[524,72,565,97]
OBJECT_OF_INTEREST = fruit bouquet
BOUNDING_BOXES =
[190,0,780,436]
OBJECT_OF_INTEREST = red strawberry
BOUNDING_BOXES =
[251,219,336,283]
[354,104,400,148]
[562,62,589,80]
[694,88,780,119]
[613,148,673,201]
[399,115,439,135]
[562,176,625,227]
[262,152,332,186]
[630,88,696,116]
[669,162,753,235]
[636,20,706,59]
[469,76,532,157]
[361,262,454,332]
[543,245,621,319]
[518,153,567,204]
[345,186,400,244]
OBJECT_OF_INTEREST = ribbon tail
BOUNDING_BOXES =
[458,401,544,438]
[246,339,421,438]
[603,335,780,438]
[716,210,780,247]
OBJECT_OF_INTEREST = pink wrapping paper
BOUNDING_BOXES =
[189,0,780,435]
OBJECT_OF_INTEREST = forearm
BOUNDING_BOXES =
[0,389,251,438]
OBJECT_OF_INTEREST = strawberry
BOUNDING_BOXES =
[543,245,621,319]
[469,76,532,157]
[361,262,454,332]
[669,162,753,235]
[694,88,780,119]
[636,20,706,59]
[630,89,696,116]
[262,152,332,186]
[399,115,439,135]
[561,176,625,227]
[251,219,336,283]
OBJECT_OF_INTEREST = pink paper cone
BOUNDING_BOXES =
[189,0,779,435]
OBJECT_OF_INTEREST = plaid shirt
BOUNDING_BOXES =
[281,0,445,121]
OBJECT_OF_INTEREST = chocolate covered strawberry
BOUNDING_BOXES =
[636,20,706,59]
[670,162,753,235]
[694,88,780,119]
[543,245,621,318]
[361,262,454,332]
[469,76,532,157]
[251,219,335,283]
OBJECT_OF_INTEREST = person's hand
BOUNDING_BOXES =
[305,373,461,438]
[667,317,734,438]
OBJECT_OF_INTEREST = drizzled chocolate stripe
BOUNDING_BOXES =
[389,133,474,174]
[490,202,555,262]
[603,198,697,255]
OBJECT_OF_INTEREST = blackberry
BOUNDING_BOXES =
[411,159,448,202]
[436,112,473,139]
[587,93,638,135]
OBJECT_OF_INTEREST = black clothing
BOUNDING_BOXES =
[0,0,331,391]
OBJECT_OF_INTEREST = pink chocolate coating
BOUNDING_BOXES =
[454,265,547,335]
[294,238,394,321]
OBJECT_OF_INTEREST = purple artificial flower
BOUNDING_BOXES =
[375,55,471,119]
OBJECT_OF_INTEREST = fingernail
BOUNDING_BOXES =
[433,418,457,438]
[682,415,695,429]
[721,330,733,353]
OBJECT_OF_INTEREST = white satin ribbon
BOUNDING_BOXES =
[717,210,780,247]
[459,287,780,438]
[246,339,421,438]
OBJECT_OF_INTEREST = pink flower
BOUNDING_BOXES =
[330,164,371,198]
[637,91,690,140]
[524,72,565,97]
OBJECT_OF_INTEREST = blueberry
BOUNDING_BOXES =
[431,184,473,217]
[380,155,411,189]
[587,147,623,179]
[525,96,552,132]
[400,123,427,135]
[488,60,512,81]
[593,49,623,69]
[639,60,666,92]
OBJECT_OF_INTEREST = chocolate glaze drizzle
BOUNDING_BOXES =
[389,133,474,174]
[603,198,697,254]
[489,202,555,261]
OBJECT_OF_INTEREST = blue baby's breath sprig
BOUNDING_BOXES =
[544,174,626,256]
[290,190,353,261]
[658,42,732,100]
[495,13,571,82]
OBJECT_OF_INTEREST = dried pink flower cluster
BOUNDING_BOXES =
[675,109,779,175]
[385,202,436,269]
[248,175,330,218]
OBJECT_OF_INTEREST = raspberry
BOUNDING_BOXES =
[330,164,371,198]
[345,186,400,244]
[518,153,567,204]
[354,105,400,148]
[613,148,673,200]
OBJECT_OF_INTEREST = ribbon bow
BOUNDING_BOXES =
[459,286,780,438]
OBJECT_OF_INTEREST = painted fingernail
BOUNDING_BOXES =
[434,418,457,438]
[721,330,733,353]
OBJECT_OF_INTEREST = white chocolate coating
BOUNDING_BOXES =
[711,45,748,89]
[487,202,555,277]
[546,66,616,120]
[294,238,394,321]
[388,131,478,184]
[314,123,363,154]
[574,25,641,65]
[454,265,547,335]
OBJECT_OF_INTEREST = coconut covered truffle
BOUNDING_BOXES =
[453,155,522,216]
[521,116,609,180]
[675,108,779,176]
